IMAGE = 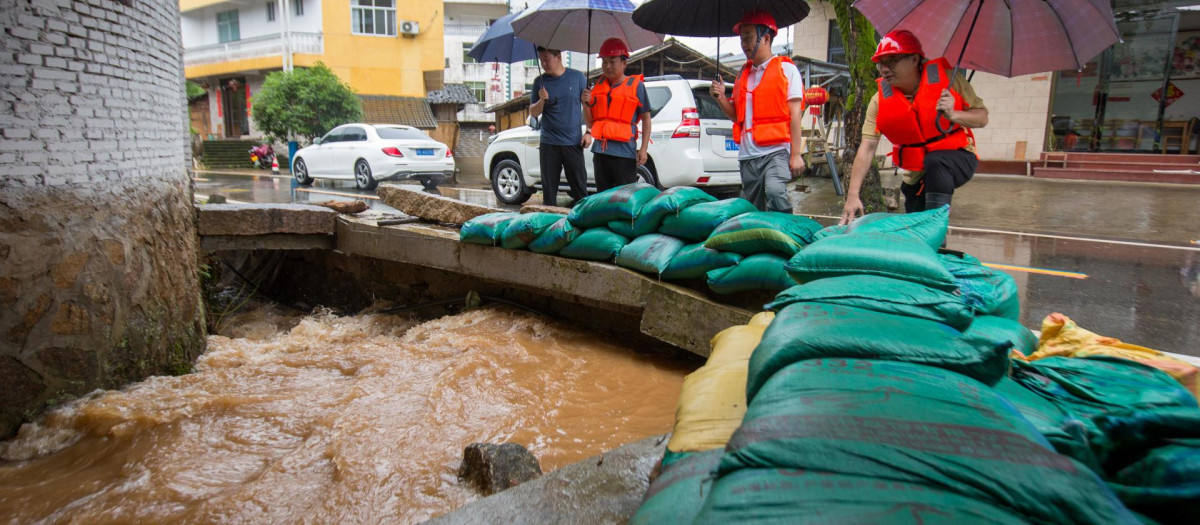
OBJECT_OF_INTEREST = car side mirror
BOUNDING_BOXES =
[527,116,539,131]
[313,137,323,145]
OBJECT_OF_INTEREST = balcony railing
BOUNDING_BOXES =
[445,24,489,38]
[184,32,323,68]
[463,62,506,79]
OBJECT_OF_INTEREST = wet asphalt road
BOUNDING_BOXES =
[193,170,1200,359]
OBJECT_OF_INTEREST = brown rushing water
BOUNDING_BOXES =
[0,304,691,524]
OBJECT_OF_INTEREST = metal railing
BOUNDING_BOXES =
[444,24,489,38]
[184,32,323,67]
[463,62,505,79]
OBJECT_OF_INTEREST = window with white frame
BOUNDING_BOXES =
[463,43,476,63]
[352,0,396,36]
[217,10,240,43]
[293,0,304,16]
[465,81,486,103]
[266,1,276,22]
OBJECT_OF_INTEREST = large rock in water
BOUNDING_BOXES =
[457,443,543,495]
[378,184,503,225]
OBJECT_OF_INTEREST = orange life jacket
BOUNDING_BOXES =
[733,56,800,147]
[875,57,974,171]
[591,74,644,147]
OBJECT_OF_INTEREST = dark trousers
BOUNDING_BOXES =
[593,152,638,193]
[901,149,977,213]
[540,143,588,205]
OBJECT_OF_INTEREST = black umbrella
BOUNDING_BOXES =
[632,0,811,76]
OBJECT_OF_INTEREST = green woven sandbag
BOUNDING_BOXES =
[845,207,950,250]
[660,243,742,281]
[993,375,1099,470]
[746,302,1010,401]
[766,275,974,328]
[566,183,661,228]
[940,251,1021,320]
[718,359,1139,525]
[659,198,757,242]
[499,212,566,250]
[704,212,823,257]
[963,315,1038,356]
[557,227,629,261]
[632,186,717,237]
[615,234,686,276]
[1030,356,1198,411]
[809,223,847,242]
[528,217,580,254]
[1107,439,1200,525]
[785,232,958,291]
[628,449,721,525]
[706,254,794,294]
[460,212,521,246]
[607,219,637,238]
[694,468,1030,525]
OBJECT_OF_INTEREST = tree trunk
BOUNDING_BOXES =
[829,1,887,213]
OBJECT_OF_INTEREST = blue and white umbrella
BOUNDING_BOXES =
[511,0,664,77]
[467,11,539,65]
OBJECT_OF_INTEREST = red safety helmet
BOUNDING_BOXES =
[598,38,630,58]
[732,9,778,36]
[872,30,924,62]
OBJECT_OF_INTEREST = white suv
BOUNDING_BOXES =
[483,75,740,204]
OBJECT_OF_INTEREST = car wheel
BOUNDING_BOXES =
[355,159,378,190]
[491,159,531,205]
[637,164,661,189]
[294,158,313,186]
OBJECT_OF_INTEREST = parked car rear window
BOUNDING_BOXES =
[693,87,733,121]
[375,127,430,140]
[647,86,672,118]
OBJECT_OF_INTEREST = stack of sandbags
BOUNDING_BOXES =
[630,312,773,525]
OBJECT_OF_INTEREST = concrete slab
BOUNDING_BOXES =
[424,434,667,525]
[641,285,754,357]
[200,234,335,251]
[196,203,337,236]
[378,184,504,225]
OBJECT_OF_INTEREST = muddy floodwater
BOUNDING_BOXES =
[0,304,692,523]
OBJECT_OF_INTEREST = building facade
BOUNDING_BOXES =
[180,0,446,138]
[795,0,1200,162]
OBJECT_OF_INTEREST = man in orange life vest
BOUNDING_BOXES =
[709,10,806,214]
[840,30,989,225]
[582,38,652,192]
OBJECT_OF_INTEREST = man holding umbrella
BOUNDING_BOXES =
[530,46,591,206]
[840,30,989,224]
[582,38,652,192]
[709,9,806,214]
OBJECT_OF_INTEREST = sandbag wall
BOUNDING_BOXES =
[626,203,1199,524]
[460,184,820,294]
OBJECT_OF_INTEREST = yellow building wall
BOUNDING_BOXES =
[319,0,445,97]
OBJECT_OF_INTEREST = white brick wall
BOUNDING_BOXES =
[1,0,189,188]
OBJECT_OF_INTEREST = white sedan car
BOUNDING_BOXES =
[292,123,455,190]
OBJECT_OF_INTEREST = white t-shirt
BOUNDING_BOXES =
[738,58,805,160]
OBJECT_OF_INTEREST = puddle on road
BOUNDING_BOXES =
[0,303,691,523]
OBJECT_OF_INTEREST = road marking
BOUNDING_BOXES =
[295,188,380,200]
[983,263,1088,280]
[802,214,1200,251]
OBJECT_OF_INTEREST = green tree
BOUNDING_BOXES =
[829,1,886,213]
[251,62,363,143]
[185,81,207,101]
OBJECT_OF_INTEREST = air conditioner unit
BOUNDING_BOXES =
[400,20,419,36]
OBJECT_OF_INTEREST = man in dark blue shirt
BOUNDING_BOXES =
[531,46,590,206]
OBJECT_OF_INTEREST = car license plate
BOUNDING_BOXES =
[725,139,739,151]
[416,148,434,156]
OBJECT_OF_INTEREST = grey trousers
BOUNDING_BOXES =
[739,149,793,213]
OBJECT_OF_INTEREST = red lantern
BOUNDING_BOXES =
[803,86,829,107]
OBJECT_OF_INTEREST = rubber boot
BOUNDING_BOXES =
[924,192,952,248]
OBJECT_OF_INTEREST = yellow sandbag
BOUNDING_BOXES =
[1030,313,1199,400]
[708,325,767,367]
[747,311,775,327]
[667,359,748,453]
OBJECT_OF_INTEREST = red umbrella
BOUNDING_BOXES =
[852,0,1120,78]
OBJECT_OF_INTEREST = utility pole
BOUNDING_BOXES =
[280,0,293,72]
